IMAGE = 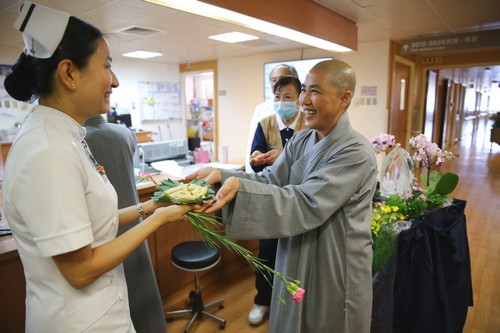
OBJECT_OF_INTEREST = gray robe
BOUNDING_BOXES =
[84,116,167,333]
[221,114,377,333]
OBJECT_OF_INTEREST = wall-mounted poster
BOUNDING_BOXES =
[138,81,181,120]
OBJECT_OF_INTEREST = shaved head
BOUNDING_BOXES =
[310,60,356,97]
[300,60,357,138]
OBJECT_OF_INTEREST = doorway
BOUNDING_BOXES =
[180,61,218,160]
[389,57,414,147]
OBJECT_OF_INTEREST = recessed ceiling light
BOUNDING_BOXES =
[123,51,162,59]
[209,31,259,43]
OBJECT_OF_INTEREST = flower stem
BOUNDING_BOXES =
[185,211,302,305]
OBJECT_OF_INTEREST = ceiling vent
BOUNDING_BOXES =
[115,26,162,37]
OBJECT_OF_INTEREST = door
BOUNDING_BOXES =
[182,71,214,149]
[434,78,450,148]
[389,61,411,146]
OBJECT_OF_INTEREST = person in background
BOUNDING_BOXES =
[2,2,198,332]
[186,60,377,332]
[246,75,306,325]
[243,63,298,325]
[84,115,167,333]
[250,75,306,172]
[245,63,298,174]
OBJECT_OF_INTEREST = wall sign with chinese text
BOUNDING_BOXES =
[401,29,500,54]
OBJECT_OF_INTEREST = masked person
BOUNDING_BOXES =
[245,64,298,173]
[246,75,306,325]
[250,76,306,173]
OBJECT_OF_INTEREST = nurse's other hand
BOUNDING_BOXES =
[205,176,239,214]
[151,203,200,225]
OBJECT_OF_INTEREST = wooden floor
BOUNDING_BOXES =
[162,117,500,333]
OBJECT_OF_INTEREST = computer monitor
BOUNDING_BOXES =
[107,114,132,128]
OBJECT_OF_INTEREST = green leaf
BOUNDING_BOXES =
[426,171,443,191]
[420,173,428,188]
[434,172,459,195]
[151,178,215,204]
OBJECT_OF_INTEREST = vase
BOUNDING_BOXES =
[379,147,414,198]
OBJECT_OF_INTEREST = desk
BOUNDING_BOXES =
[0,209,26,333]
[134,131,152,143]
[0,142,12,180]
[0,142,12,166]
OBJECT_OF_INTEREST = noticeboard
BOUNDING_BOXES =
[138,81,181,120]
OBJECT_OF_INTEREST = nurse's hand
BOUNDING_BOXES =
[184,167,221,185]
[205,176,239,214]
[151,203,201,225]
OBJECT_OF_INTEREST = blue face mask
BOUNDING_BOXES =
[273,101,298,120]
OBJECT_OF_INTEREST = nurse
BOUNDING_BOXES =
[187,59,377,333]
[2,2,198,332]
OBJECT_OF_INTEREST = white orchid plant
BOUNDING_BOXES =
[371,133,460,208]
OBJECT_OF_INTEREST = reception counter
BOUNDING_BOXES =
[0,209,26,333]
[0,170,257,331]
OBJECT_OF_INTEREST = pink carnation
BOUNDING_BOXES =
[292,288,305,302]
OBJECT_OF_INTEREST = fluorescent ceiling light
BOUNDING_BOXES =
[123,51,162,59]
[145,0,351,52]
[209,31,259,43]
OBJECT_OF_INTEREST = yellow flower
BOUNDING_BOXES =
[381,205,392,214]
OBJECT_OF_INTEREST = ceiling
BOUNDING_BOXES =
[1,0,500,84]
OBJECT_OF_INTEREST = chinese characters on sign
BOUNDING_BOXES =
[401,29,500,54]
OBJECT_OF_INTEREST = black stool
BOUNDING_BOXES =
[166,241,226,332]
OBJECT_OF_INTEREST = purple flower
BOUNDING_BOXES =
[370,133,397,154]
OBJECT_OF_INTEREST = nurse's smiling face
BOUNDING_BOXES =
[299,68,352,140]
[76,38,119,120]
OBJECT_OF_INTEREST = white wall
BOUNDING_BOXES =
[217,41,391,162]
[336,41,390,140]
[111,59,184,141]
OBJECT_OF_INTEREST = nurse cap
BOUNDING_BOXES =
[13,1,70,59]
